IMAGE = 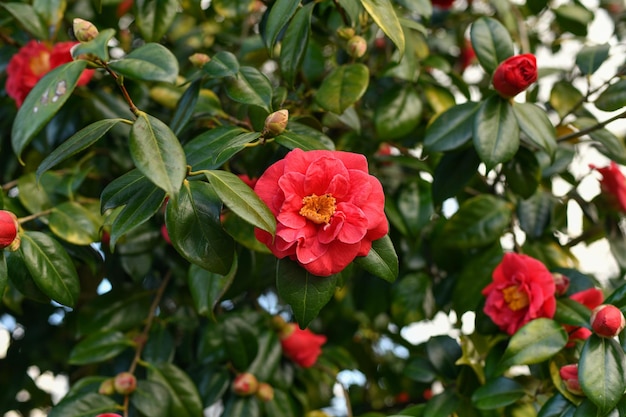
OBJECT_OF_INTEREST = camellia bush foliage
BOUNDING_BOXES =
[2,0,626,416]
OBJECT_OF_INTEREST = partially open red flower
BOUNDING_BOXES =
[482,253,556,335]
[254,149,388,276]
[590,162,626,212]
[559,364,583,396]
[492,54,537,98]
[6,40,94,107]
[279,324,326,368]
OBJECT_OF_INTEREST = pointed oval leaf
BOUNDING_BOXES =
[361,0,405,54]
[69,330,132,365]
[423,390,461,417]
[20,231,80,307]
[223,316,259,371]
[130,111,187,197]
[70,28,116,63]
[596,79,626,112]
[512,102,557,158]
[353,235,398,283]
[184,126,249,171]
[171,79,201,136]
[315,64,370,115]
[575,43,610,75]
[470,17,514,74]
[108,43,179,83]
[12,60,88,162]
[265,0,302,51]
[224,67,273,112]
[280,2,314,86]
[1,3,47,40]
[49,202,102,245]
[276,258,338,327]
[204,170,276,235]
[517,191,554,239]
[537,393,577,417]
[165,181,235,275]
[131,380,171,417]
[472,377,525,410]
[147,363,203,417]
[203,51,240,78]
[473,95,520,170]
[424,102,480,152]
[275,130,333,151]
[47,393,119,417]
[188,261,237,319]
[554,298,592,328]
[549,81,584,119]
[374,85,422,139]
[222,396,261,417]
[135,0,178,42]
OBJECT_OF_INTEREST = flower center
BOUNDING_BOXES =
[502,285,530,311]
[29,52,51,77]
[299,193,336,224]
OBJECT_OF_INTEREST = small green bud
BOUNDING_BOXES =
[337,27,356,39]
[347,36,367,58]
[263,109,289,138]
[189,53,211,68]
[73,18,99,42]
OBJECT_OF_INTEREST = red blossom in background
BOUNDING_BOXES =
[482,253,556,335]
[432,0,454,9]
[459,39,477,71]
[254,148,388,276]
[6,40,94,107]
[564,288,604,346]
[279,324,326,368]
[492,54,537,98]
[590,162,626,212]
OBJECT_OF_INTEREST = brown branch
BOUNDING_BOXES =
[557,109,626,143]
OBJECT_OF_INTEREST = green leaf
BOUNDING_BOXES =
[549,81,584,119]
[204,170,276,235]
[596,79,626,112]
[264,0,301,52]
[108,43,179,83]
[171,79,201,136]
[135,0,178,42]
[264,388,298,417]
[20,231,80,307]
[33,0,65,34]
[574,118,626,165]
[537,393,577,417]
[225,67,273,112]
[37,119,127,180]
[276,259,338,328]
[70,28,116,63]
[6,251,49,303]
[442,195,512,249]
[188,261,237,319]
[554,298,592,328]
[147,363,203,417]
[49,202,102,245]
[575,43,610,75]
[203,51,240,78]
[374,85,422,139]
[47,393,119,417]
[512,102,557,158]
[279,2,314,87]
[517,191,554,239]
[423,390,460,417]
[68,330,133,365]
[553,4,594,36]
[0,3,47,40]
[471,377,525,410]
[222,317,259,371]
[353,235,398,283]
[0,253,7,303]
[275,130,333,151]
[502,148,541,199]
[579,335,626,415]
[315,64,370,115]
[184,127,253,171]
[426,335,462,380]
[12,60,89,163]
[130,111,187,197]
[470,17,514,74]
[131,380,171,417]
[222,396,261,417]
[473,95,520,170]
[424,102,480,152]
[495,318,568,375]
[166,181,235,275]
[360,0,405,54]
[77,291,154,335]
[431,148,480,206]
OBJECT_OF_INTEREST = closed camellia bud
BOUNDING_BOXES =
[189,53,211,68]
[263,109,289,138]
[0,210,19,251]
[98,378,116,396]
[559,364,583,396]
[347,36,367,58]
[256,382,274,402]
[232,373,259,396]
[113,372,137,395]
[73,18,99,42]
[492,54,537,98]
[590,304,626,337]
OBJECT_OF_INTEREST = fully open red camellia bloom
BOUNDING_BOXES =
[492,54,537,98]
[6,40,94,107]
[590,162,626,212]
[482,253,556,335]
[280,324,326,368]
[254,148,388,276]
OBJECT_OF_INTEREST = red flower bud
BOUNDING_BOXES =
[559,364,583,396]
[552,273,570,296]
[232,373,259,396]
[113,372,137,395]
[255,382,274,402]
[0,210,19,251]
[492,54,537,98]
[591,304,626,338]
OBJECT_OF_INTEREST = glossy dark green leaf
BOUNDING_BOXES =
[442,195,512,249]
[395,178,434,237]
[549,81,584,119]
[188,261,237,319]
[109,43,179,83]
[222,316,259,371]
[1,3,47,39]
[224,67,273,112]
[554,298,592,328]
[404,356,437,383]
[0,253,7,302]
[70,28,116,63]
[495,318,568,375]
[222,396,261,417]
[579,335,626,415]
[68,329,132,365]
[374,85,422,139]
[574,118,626,165]
[471,377,525,409]
[196,368,230,407]
[392,273,431,326]
[12,60,88,163]
[473,95,520,170]
[604,282,626,308]
[131,380,171,417]
[279,2,314,87]
[264,0,301,52]
[49,202,102,245]
[502,148,541,199]
[426,335,462,380]
[203,51,240,78]
[204,170,276,235]
[517,191,554,239]
[135,0,178,41]
[47,393,119,417]
[469,17,514,74]
[353,235,398,283]
[20,231,80,307]
[6,251,49,303]
[275,130,333,151]
[130,111,187,197]
[553,4,594,36]
[423,390,460,417]
[361,0,405,54]
[575,43,610,75]
[33,0,64,37]
[513,102,557,158]
[424,102,480,152]
[431,148,480,206]
[596,79,626,112]
[166,181,234,275]
[276,259,338,328]
[185,127,252,171]
[77,291,154,336]
[264,388,297,417]
[171,79,201,136]
[246,331,282,381]
[148,363,203,417]
[315,64,369,115]
[537,393,577,417]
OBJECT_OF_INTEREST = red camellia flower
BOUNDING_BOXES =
[0,210,19,250]
[492,54,537,98]
[559,364,583,396]
[482,253,556,335]
[590,162,626,212]
[6,40,94,107]
[254,148,388,276]
[280,323,326,368]
[564,288,604,346]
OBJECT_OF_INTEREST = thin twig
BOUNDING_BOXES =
[557,109,626,143]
